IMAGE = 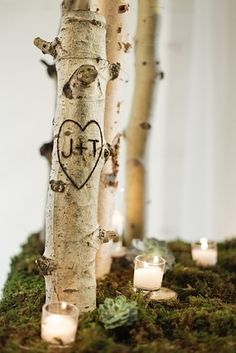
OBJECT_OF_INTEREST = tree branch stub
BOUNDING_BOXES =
[34,37,58,58]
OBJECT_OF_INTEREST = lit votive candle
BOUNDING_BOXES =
[191,238,217,267]
[133,255,166,291]
[41,301,79,345]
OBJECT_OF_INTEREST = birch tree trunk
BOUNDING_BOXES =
[96,0,132,277]
[34,1,119,312]
[124,0,159,245]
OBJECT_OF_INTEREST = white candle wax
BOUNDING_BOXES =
[96,241,112,278]
[111,241,126,258]
[133,266,163,291]
[191,248,217,267]
[41,314,77,345]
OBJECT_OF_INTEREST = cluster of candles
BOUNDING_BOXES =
[132,237,218,293]
[41,236,218,345]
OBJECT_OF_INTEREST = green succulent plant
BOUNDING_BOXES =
[98,296,138,330]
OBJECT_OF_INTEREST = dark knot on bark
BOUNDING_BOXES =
[99,228,119,243]
[77,65,98,86]
[50,179,66,193]
[36,256,56,276]
[63,65,98,99]
[109,63,121,80]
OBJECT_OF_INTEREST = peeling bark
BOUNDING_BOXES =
[124,0,159,245]
[96,0,132,277]
[34,4,118,312]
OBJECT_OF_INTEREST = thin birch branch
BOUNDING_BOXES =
[124,0,159,245]
[96,0,132,278]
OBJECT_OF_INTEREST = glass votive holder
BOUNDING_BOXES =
[191,238,217,267]
[41,301,79,346]
[133,254,166,292]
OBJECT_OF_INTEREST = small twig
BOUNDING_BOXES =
[40,141,53,164]
[40,60,57,79]
[34,37,58,58]
[18,345,31,351]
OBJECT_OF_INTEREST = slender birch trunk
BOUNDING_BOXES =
[124,0,159,245]
[96,0,132,277]
[34,1,119,312]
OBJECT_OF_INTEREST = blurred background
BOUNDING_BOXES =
[1,0,236,293]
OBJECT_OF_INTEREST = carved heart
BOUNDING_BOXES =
[57,119,103,190]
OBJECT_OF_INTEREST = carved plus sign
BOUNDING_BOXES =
[75,141,88,155]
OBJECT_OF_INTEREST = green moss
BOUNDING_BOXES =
[0,234,45,353]
[1,233,236,353]
[164,264,236,303]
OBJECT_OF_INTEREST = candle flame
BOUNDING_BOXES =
[153,256,159,264]
[143,261,149,269]
[200,237,208,250]
[61,302,67,310]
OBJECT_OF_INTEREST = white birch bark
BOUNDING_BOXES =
[96,0,132,277]
[34,4,119,312]
[124,0,159,245]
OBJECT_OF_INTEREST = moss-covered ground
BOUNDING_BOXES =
[0,234,236,353]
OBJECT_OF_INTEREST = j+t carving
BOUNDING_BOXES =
[57,119,103,190]
[61,138,100,158]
